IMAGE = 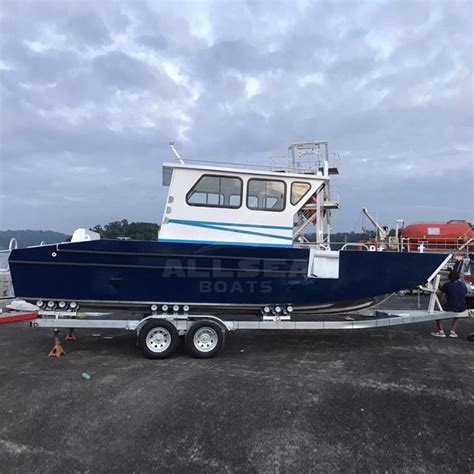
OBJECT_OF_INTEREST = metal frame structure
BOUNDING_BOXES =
[31,309,472,333]
[288,141,339,248]
[30,274,473,358]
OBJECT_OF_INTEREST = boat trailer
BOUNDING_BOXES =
[29,275,474,359]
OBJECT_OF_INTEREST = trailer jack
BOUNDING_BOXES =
[48,329,66,358]
[65,328,78,341]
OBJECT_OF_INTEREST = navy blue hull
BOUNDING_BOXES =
[9,240,448,313]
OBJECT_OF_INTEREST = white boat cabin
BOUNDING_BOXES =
[158,141,339,248]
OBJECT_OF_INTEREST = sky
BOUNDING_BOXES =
[0,0,473,234]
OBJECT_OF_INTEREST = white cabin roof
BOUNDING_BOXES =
[162,162,329,186]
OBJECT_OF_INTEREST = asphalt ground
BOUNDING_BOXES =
[1,295,473,473]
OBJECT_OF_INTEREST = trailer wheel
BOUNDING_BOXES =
[185,321,225,359]
[138,320,179,359]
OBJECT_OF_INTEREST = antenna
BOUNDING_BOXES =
[169,141,184,164]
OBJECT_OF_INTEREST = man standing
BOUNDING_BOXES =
[431,270,467,338]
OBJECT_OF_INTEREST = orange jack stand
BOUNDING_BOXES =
[65,328,77,341]
[48,330,66,358]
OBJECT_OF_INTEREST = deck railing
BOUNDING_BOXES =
[295,239,474,254]
[402,237,474,253]
[175,156,340,176]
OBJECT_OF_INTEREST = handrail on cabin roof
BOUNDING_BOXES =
[168,157,332,175]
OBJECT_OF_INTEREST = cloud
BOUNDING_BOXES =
[64,12,111,47]
[92,51,155,90]
[0,0,472,234]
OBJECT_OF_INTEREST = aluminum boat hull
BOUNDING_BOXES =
[9,240,448,315]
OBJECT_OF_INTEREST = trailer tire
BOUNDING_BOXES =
[467,333,474,342]
[185,320,225,359]
[138,320,179,359]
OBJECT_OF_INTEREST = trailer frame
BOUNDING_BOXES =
[29,274,473,358]
[30,309,472,332]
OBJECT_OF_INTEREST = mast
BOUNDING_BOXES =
[288,141,339,249]
[169,141,185,164]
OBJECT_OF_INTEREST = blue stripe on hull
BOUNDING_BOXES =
[169,219,292,230]
[167,219,293,241]
[158,238,292,248]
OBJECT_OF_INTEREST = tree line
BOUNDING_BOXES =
[1,224,377,249]
[90,220,160,241]
[0,230,68,249]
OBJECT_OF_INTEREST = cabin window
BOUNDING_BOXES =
[247,179,286,211]
[291,182,311,205]
[186,175,242,208]
[229,194,241,207]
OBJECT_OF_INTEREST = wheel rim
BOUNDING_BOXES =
[146,327,172,353]
[193,327,218,352]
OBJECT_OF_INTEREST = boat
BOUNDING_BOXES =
[402,220,474,252]
[0,238,17,302]
[8,141,450,317]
